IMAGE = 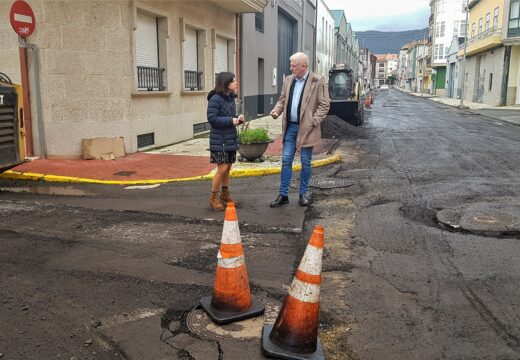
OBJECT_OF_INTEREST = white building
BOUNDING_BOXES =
[316,0,335,80]
[430,0,467,95]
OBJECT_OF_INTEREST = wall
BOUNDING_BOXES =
[507,45,520,104]
[0,0,236,157]
[464,46,506,105]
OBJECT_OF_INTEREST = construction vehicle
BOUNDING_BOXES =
[0,72,25,172]
[327,64,365,126]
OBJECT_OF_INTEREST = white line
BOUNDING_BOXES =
[288,278,321,303]
[14,13,33,23]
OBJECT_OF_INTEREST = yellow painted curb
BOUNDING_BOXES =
[0,155,342,185]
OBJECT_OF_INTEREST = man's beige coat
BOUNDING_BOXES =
[272,71,330,149]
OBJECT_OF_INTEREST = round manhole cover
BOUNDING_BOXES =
[437,203,520,235]
[187,296,281,342]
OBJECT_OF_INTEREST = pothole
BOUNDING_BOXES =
[186,295,281,342]
[436,203,520,235]
[0,186,96,196]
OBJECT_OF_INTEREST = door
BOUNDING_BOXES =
[449,63,456,98]
[277,10,295,94]
[258,58,265,115]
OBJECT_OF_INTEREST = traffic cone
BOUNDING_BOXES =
[199,202,265,324]
[262,225,325,360]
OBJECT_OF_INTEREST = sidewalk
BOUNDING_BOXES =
[399,88,520,126]
[0,116,341,185]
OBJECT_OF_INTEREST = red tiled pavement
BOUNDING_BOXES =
[11,153,215,181]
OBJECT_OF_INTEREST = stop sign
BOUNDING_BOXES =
[9,0,36,38]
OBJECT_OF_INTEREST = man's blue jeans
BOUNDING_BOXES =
[279,122,313,196]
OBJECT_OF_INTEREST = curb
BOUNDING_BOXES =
[0,155,342,186]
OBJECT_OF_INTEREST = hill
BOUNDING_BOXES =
[356,28,429,54]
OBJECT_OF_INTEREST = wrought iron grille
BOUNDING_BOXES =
[137,66,165,91]
[184,70,203,90]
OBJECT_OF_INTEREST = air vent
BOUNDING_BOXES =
[137,132,155,148]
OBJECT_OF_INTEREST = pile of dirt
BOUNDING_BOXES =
[321,115,363,140]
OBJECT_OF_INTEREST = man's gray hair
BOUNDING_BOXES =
[290,52,309,66]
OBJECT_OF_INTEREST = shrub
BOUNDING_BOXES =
[239,128,271,144]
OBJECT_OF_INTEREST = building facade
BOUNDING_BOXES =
[504,0,520,104]
[316,0,335,80]
[458,0,507,105]
[430,0,467,95]
[240,0,317,119]
[1,0,267,158]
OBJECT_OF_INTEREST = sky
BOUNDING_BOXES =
[324,0,430,32]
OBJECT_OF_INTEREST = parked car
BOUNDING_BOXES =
[380,84,389,90]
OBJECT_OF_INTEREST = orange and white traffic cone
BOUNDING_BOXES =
[262,225,325,360]
[200,202,265,324]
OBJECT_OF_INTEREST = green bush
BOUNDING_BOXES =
[238,128,271,144]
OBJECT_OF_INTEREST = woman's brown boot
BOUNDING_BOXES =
[220,186,238,206]
[209,191,225,211]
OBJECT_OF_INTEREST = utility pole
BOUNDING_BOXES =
[459,1,469,108]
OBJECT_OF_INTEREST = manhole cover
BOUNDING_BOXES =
[437,203,520,235]
[309,177,354,189]
[113,171,136,176]
[187,296,281,342]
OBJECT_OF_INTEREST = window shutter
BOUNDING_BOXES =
[184,28,198,71]
[136,13,158,68]
[214,37,228,74]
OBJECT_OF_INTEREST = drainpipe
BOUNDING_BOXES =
[301,0,305,53]
[19,40,45,158]
[18,37,34,156]
[236,13,242,112]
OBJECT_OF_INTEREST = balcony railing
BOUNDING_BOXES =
[184,70,203,91]
[137,66,165,91]
[467,26,501,45]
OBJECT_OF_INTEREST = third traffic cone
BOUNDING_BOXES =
[200,202,265,324]
[262,225,325,360]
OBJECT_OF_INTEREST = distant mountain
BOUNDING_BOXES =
[356,28,429,54]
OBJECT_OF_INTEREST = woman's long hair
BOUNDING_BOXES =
[214,72,235,96]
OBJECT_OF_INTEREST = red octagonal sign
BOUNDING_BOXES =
[9,0,36,38]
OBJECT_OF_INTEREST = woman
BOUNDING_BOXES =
[207,72,243,211]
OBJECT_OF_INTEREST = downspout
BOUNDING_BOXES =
[18,37,34,156]
[236,13,242,111]
[301,0,305,53]
[20,41,45,158]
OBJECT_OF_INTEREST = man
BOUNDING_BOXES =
[270,52,330,207]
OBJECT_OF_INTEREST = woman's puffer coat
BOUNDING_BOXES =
[207,90,239,152]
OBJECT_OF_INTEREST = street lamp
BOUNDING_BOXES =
[459,0,469,108]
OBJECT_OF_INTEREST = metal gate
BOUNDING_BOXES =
[277,10,295,94]
[448,62,456,98]
[0,83,20,170]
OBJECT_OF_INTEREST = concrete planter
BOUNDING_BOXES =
[237,141,273,162]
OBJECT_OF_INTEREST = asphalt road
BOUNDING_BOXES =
[1,88,520,359]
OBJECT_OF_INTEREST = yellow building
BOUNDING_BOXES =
[458,0,508,105]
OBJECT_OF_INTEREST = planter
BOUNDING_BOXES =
[238,141,273,162]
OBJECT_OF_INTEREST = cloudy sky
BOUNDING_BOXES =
[324,0,430,32]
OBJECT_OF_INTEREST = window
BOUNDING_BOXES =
[255,12,264,32]
[135,11,167,91]
[489,73,493,91]
[494,7,499,28]
[485,12,490,31]
[434,44,445,60]
[436,21,445,37]
[509,0,520,32]
[478,17,483,34]
[453,20,460,36]
[471,22,476,37]
[183,27,204,91]
[461,20,467,37]
[214,36,229,75]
